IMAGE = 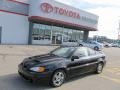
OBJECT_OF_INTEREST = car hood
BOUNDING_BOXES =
[24,54,64,64]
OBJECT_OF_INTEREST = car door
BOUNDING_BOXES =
[88,41,94,48]
[68,47,90,76]
[86,48,99,72]
[85,41,90,47]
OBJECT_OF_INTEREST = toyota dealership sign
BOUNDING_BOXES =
[29,0,98,29]
[40,3,80,19]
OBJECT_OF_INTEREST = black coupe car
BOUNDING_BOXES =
[18,46,106,87]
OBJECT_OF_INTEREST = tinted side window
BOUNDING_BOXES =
[74,47,88,57]
[88,48,96,56]
[91,42,96,44]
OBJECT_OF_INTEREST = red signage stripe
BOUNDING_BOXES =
[8,0,29,5]
[0,9,28,16]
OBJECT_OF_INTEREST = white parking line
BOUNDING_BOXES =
[99,75,120,84]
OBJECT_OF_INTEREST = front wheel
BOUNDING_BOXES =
[96,63,104,74]
[50,70,66,87]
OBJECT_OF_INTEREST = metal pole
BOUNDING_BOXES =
[118,17,120,40]
[51,25,53,45]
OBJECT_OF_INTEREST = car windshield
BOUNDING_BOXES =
[51,47,75,58]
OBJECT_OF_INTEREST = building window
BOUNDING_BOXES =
[32,24,51,41]
[32,23,84,45]
[63,28,83,43]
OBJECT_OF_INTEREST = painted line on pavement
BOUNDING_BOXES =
[99,75,120,84]
[104,67,120,75]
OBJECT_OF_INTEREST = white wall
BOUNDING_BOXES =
[0,11,29,44]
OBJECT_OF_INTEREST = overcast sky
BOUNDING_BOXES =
[55,0,120,39]
[16,0,120,39]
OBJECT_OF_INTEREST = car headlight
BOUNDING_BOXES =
[30,67,45,73]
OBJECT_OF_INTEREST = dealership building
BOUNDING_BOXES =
[0,0,98,45]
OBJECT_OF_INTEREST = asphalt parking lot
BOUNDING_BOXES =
[0,45,120,90]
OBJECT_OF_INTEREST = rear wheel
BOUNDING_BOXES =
[50,70,66,87]
[79,44,83,46]
[94,46,99,51]
[96,63,104,74]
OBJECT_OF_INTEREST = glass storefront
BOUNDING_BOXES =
[32,23,83,45]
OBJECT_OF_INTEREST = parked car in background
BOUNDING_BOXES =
[62,40,78,46]
[103,42,112,48]
[111,43,119,47]
[117,44,120,48]
[79,41,103,50]
[18,46,106,87]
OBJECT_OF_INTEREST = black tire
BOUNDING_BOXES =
[50,70,66,87]
[96,63,104,74]
[94,46,99,51]
[79,44,83,46]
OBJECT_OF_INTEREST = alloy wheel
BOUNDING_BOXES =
[51,70,65,87]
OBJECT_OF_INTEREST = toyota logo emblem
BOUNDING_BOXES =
[41,3,53,13]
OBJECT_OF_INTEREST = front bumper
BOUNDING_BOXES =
[18,64,52,83]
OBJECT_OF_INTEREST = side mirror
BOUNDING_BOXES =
[71,56,79,61]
